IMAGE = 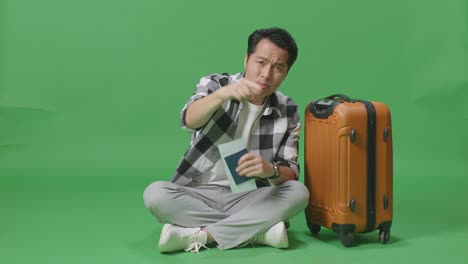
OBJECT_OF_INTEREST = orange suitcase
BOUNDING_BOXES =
[304,94,393,247]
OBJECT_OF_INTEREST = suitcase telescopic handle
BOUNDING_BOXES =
[309,94,354,119]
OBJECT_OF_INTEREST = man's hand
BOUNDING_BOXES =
[185,78,263,129]
[235,153,274,179]
[217,79,262,102]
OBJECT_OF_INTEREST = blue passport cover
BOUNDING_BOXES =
[223,149,253,185]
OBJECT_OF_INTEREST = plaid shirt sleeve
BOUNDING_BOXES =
[276,99,301,179]
[179,73,234,132]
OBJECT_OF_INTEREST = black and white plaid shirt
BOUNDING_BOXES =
[171,73,301,187]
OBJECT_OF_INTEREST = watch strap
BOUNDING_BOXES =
[268,162,280,179]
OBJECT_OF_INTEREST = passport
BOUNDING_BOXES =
[223,148,252,185]
[218,139,258,193]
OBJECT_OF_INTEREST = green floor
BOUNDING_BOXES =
[2,156,466,264]
[1,0,467,263]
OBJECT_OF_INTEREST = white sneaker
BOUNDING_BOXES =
[251,222,289,248]
[158,224,209,253]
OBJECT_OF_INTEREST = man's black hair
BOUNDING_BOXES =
[247,27,298,71]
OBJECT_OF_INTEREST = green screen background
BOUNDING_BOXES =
[1,0,467,263]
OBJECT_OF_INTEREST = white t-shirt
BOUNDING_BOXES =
[194,100,264,186]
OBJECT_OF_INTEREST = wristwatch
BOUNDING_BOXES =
[268,162,280,179]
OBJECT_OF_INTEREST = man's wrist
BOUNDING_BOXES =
[267,162,280,179]
[214,85,231,102]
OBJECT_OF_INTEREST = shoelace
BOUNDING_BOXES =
[184,242,210,253]
[236,241,255,248]
[235,232,265,248]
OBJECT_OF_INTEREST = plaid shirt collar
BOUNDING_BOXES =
[234,73,284,118]
[263,92,284,118]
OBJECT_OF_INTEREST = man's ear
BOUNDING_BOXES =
[244,54,248,69]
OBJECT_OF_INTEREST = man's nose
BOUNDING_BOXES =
[260,63,272,80]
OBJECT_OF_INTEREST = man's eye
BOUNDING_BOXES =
[257,61,265,65]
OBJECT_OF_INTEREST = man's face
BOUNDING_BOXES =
[244,38,289,104]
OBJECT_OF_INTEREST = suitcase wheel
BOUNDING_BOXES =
[308,223,321,235]
[338,232,355,247]
[305,214,321,235]
[378,229,390,244]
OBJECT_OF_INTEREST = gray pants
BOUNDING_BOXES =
[143,180,309,250]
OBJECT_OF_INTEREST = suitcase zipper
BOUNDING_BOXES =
[357,100,377,233]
